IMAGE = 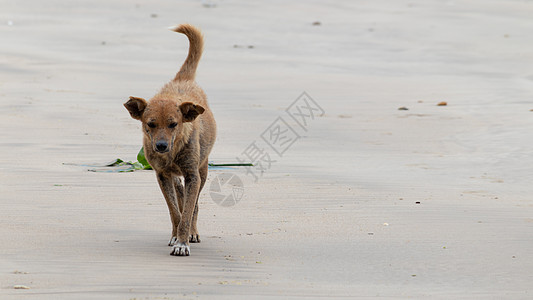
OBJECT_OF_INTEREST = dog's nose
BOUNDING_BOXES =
[155,141,169,152]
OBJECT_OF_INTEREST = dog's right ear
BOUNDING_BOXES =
[124,96,147,120]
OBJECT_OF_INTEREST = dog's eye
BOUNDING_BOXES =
[168,122,178,129]
[147,122,156,128]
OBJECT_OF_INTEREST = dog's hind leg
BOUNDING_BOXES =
[189,162,207,243]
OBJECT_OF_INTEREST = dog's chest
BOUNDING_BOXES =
[146,153,180,175]
[168,161,185,176]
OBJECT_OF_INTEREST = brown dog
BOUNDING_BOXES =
[124,24,216,256]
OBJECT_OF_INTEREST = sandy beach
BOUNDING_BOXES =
[1,0,533,298]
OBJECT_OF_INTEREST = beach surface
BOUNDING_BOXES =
[1,0,532,298]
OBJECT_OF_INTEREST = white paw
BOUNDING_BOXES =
[170,242,190,256]
[168,236,178,246]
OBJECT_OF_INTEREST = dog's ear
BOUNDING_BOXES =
[179,102,205,122]
[124,96,147,120]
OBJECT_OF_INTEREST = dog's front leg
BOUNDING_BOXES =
[174,176,185,214]
[170,171,200,256]
[156,172,181,246]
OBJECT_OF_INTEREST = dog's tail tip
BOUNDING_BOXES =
[168,23,196,34]
[168,24,181,32]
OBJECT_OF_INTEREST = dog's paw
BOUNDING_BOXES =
[168,236,178,246]
[189,234,201,243]
[170,242,190,256]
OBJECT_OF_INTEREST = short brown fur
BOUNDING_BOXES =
[124,24,216,256]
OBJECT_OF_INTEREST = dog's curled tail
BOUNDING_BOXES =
[170,24,204,82]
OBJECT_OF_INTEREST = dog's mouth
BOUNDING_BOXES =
[155,148,170,154]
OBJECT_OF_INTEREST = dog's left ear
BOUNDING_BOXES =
[180,102,205,122]
[124,96,147,120]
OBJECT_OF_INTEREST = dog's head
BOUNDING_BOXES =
[124,96,205,153]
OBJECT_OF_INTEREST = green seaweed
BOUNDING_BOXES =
[208,163,253,167]
[82,147,252,173]
[136,147,152,170]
